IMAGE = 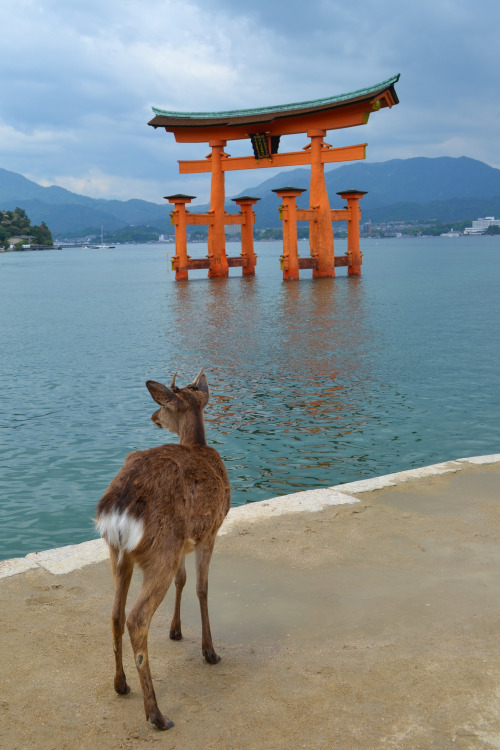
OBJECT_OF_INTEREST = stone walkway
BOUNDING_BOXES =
[1,455,500,749]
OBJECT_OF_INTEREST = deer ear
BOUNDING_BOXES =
[146,380,180,407]
[191,369,209,402]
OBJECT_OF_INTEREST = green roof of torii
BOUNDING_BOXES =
[149,74,400,127]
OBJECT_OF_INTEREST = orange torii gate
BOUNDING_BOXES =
[149,75,400,280]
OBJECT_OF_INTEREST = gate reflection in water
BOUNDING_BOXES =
[164,261,374,498]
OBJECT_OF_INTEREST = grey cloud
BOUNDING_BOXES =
[1,0,499,202]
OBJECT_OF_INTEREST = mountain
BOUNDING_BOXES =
[326,156,500,205]
[234,156,500,227]
[0,168,170,234]
[2,156,500,234]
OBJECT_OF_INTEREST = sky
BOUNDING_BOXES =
[2,0,500,204]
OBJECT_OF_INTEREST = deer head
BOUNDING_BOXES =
[146,370,209,446]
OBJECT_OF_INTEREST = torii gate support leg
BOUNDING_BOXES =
[208,140,229,278]
[308,129,335,278]
[165,194,194,281]
[337,190,367,276]
[232,196,259,275]
[273,188,303,281]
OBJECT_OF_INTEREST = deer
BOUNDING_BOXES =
[96,369,231,730]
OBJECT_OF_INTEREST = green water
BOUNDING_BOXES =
[1,237,499,560]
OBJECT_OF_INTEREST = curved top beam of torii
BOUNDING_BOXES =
[148,74,400,143]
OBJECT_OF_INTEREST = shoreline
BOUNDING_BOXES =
[2,452,499,580]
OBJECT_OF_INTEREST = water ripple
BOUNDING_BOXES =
[1,239,499,559]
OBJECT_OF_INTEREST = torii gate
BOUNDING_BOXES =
[148,74,400,280]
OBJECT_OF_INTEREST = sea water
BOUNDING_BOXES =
[1,237,499,560]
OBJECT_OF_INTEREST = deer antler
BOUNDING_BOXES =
[190,368,205,388]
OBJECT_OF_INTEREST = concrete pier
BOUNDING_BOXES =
[1,454,500,748]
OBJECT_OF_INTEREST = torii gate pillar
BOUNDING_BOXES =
[165,193,195,280]
[337,190,367,276]
[273,187,306,281]
[208,139,229,277]
[231,196,259,275]
[308,129,335,278]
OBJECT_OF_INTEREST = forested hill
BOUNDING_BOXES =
[0,168,168,235]
[234,156,500,227]
[2,156,500,234]
[0,207,53,248]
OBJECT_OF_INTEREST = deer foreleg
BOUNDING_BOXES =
[169,555,186,641]
[195,543,220,664]
[110,548,134,695]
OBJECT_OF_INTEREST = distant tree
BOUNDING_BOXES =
[188,230,208,241]
[485,224,500,235]
[0,225,8,249]
[0,208,53,246]
[30,221,53,245]
[255,227,282,240]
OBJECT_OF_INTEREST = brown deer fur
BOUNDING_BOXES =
[96,370,231,730]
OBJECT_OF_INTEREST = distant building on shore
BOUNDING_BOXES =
[7,235,35,248]
[440,229,462,237]
[464,217,500,235]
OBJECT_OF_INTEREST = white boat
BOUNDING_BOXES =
[94,227,115,249]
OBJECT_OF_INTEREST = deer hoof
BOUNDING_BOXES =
[203,649,221,665]
[114,677,130,695]
[149,712,174,731]
[169,629,183,641]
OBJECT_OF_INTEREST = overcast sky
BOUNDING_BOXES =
[2,0,499,203]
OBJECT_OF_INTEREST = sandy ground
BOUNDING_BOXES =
[2,463,500,749]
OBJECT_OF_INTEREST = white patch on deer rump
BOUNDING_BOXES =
[97,510,144,560]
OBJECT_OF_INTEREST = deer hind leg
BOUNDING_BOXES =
[126,552,181,731]
[169,555,186,641]
[195,540,220,665]
[110,547,134,695]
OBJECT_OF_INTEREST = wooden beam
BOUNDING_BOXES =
[223,215,245,225]
[227,257,246,267]
[186,258,210,270]
[185,213,214,226]
[168,103,373,143]
[290,256,351,269]
[184,256,247,270]
[298,257,318,270]
[178,143,367,175]
[184,213,244,226]
[296,209,319,222]
[330,209,351,221]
